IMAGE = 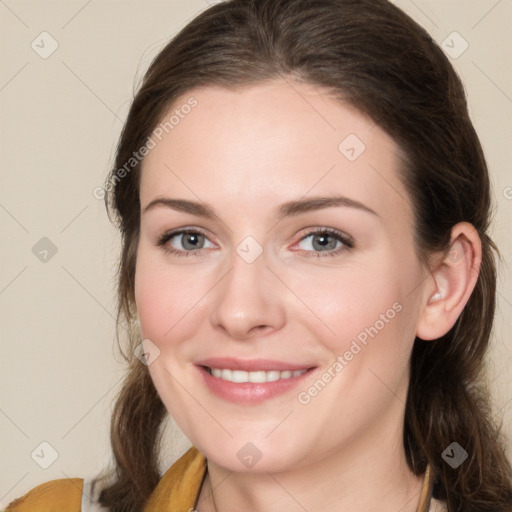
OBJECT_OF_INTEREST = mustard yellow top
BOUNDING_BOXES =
[5,447,439,511]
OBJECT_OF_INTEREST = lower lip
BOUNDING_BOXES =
[198,366,315,404]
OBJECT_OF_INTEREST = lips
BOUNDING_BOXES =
[195,357,316,404]
[196,357,313,372]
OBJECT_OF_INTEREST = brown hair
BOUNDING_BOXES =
[97,0,512,510]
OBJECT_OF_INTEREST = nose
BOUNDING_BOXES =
[210,251,286,340]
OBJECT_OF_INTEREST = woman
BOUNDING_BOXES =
[6,0,512,511]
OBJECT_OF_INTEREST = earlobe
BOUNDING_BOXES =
[416,222,482,341]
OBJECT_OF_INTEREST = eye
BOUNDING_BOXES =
[156,227,353,258]
[295,228,353,257]
[156,228,215,256]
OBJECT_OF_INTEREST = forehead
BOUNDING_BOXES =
[140,79,411,225]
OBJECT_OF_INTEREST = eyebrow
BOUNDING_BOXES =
[142,195,378,219]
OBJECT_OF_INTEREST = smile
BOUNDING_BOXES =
[207,367,308,383]
[196,358,316,404]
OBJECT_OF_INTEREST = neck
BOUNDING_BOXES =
[197,411,424,512]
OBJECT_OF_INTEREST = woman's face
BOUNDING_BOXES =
[135,79,430,473]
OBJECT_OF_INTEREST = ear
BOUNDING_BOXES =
[416,222,482,341]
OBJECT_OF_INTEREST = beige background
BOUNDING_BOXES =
[1,0,511,506]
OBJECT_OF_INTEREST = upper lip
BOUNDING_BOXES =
[196,357,315,372]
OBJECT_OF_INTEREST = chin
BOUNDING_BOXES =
[193,433,306,474]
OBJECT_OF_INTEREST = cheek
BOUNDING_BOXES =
[134,265,171,342]
[288,264,404,346]
[286,251,422,384]
[288,264,418,430]
[134,249,205,346]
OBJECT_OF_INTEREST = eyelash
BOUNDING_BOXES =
[156,227,211,258]
[155,227,354,258]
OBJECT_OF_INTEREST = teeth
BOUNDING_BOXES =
[221,369,232,381]
[249,371,266,383]
[231,370,248,383]
[208,367,307,383]
[267,371,281,382]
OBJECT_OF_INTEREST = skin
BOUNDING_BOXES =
[135,79,481,512]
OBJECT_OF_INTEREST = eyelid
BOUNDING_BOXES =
[155,226,217,256]
[290,227,354,257]
[155,226,354,257]
[295,226,354,245]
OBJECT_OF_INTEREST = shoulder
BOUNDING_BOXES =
[4,478,83,512]
[4,448,206,512]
